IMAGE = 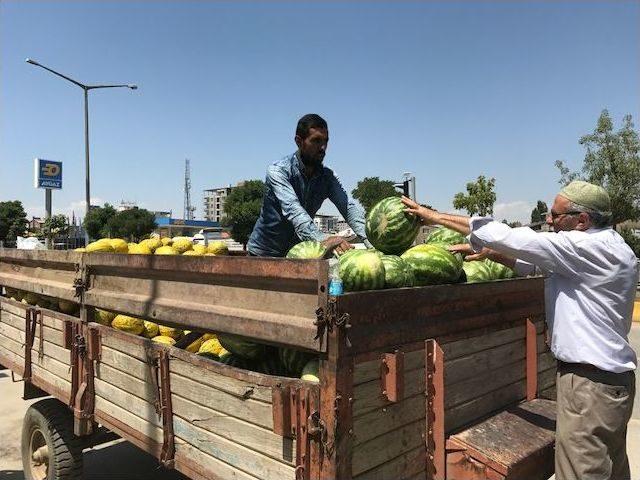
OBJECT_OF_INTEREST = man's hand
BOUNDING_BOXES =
[401,196,439,225]
[321,236,353,256]
[448,243,488,261]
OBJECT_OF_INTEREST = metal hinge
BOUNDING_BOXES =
[314,297,352,348]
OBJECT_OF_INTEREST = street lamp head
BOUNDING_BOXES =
[128,84,138,90]
[25,58,39,65]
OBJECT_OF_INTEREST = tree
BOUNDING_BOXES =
[222,180,265,248]
[351,177,400,213]
[83,204,117,240]
[619,229,640,258]
[555,110,640,226]
[530,200,548,223]
[453,176,496,216]
[0,201,28,247]
[42,214,69,240]
[107,208,157,241]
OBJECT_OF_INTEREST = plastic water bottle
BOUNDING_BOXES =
[328,258,343,296]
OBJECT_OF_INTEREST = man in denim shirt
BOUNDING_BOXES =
[248,114,368,257]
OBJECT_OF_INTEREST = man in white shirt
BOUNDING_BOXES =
[402,181,638,480]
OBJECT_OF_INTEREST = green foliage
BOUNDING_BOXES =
[351,177,400,214]
[555,110,640,225]
[530,200,548,223]
[42,214,69,239]
[106,208,157,241]
[0,201,28,247]
[453,176,496,216]
[83,204,117,240]
[619,228,640,258]
[222,180,265,247]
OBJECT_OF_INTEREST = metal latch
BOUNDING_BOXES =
[381,350,404,403]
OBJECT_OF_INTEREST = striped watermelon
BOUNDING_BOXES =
[254,348,288,376]
[217,333,266,360]
[217,353,254,370]
[380,255,413,288]
[365,197,420,255]
[485,259,516,280]
[462,261,494,283]
[301,359,320,383]
[401,244,463,286]
[286,241,327,259]
[426,227,467,247]
[279,348,315,377]
[339,250,386,291]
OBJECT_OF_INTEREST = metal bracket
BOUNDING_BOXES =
[314,297,352,349]
[381,350,404,403]
[87,327,101,361]
[147,347,175,468]
[525,318,538,401]
[426,339,446,480]
[23,308,38,381]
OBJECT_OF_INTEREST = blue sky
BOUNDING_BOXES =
[2,1,639,223]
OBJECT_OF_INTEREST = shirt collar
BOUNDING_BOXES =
[294,151,323,180]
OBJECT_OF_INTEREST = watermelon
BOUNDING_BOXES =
[339,250,386,291]
[401,244,463,286]
[286,241,327,259]
[217,333,266,360]
[279,348,315,377]
[365,197,420,255]
[254,349,288,376]
[485,259,516,280]
[380,255,413,289]
[426,227,467,247]
[462,261,494,283]
[301,359,320,383]
[217,353,254,370]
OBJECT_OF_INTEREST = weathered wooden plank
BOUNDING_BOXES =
[1,304,65,331]
[99,345,149,380]
[353,445,425,480]
[352,420,425,477]
[353,393,425,446]
[1,301,29,319]
[446,379,526,433]
[446,360,526,409]
[0,319,69,363]
[94,362,157,403]
[0,344,23,371]
[94,378,163,429]
[0,331,24,358]
[94,395,165,444]
[174,442,260,480]
[31,340,70,367]
[170,372,273,429]
[174,416,295,480]
[353,349,425,386]
[444,339,525,387]
[353,367,425,418]
[30,352,71,382]
[172,394,295,465]
[171,356,273,403]
[1,311,65,346]
[100,332,148,361]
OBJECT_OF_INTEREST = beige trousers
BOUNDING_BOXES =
[555,364,635,480]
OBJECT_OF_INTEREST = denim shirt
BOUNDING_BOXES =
[247,152,368,257]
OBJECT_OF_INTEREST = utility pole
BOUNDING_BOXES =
[184,159,196,220]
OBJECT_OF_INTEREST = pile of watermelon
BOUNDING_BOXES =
[286,196,516,291]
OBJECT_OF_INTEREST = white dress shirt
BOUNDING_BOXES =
[469,218,638,373]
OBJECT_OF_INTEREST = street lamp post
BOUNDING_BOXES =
[25,58,137,245]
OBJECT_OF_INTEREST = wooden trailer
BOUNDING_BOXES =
[0,248,557,480]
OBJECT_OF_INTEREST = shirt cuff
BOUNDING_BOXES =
[468,216,493,252]
[514,259,536,277]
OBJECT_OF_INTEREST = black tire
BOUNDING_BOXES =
[21,398,83,480]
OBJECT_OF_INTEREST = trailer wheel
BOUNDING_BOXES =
[21,398,83,480]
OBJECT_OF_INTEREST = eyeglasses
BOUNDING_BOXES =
[546,210,582,220]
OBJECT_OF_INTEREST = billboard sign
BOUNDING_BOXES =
[34,158,62,189]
